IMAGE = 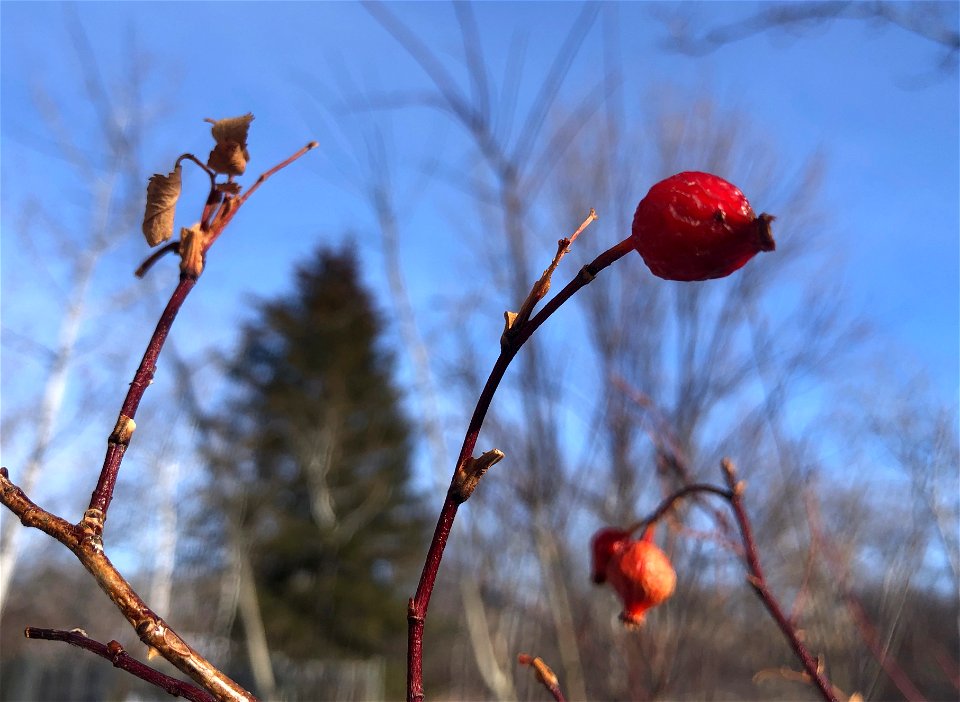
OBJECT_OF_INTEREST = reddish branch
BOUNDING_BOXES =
[626,482,732,535]
[717,459,837,702]
[1,467,253,701]
[85,275,197,527]
[620,462,837,702]
[407,231,633,702]
[84,141,318,537]
[2,141,317,702]
[25,628,216,702]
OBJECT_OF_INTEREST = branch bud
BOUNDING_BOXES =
[449,449,505,503]
[109,415,136,446]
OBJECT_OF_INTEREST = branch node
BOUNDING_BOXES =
[407,597,422,622]
[109,415,137,446]
[449,449,505,503]
[501,209,599,350]
[178,224,206,279]
[720,457,737,483]
[107,640,125,662]
[80,508,105,540]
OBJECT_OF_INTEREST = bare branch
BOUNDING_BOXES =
[24,628,216,702]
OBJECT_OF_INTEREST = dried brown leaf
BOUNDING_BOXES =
[142,165,182,246]
[207,142,247,177]
[205,113,253,176]
[208,113,254,147]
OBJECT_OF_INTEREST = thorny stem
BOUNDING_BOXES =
[25,628,216,702]
[407,234,634,702]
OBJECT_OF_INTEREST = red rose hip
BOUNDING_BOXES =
[631,171,775,281]
[605,529,676,627]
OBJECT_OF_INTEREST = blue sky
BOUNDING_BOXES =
[2,1,957,493]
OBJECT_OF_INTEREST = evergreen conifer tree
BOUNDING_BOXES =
[210,244,427,691]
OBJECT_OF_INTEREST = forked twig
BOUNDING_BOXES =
[25,628,216,702]
[2,139,316,702]
[407,225,631,702]
[86,141,318,537]
[615,461,837,702]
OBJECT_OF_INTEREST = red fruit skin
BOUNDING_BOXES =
[631,171,775,281]
[605,539,677,627]
[590,528,630,584]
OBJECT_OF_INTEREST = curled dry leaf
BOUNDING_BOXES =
[206,113,254,176]
[178,224,205,278]
[142,165,182,246]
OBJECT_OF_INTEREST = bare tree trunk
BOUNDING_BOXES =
[460,578,518,701]
[234,537,278,700]
[0,245,98,613]
[147,459,180,621]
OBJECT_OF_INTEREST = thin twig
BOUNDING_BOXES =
[1,468,254,701]
[719,459,838,702]
[626,482,732,534]
[25,628,216,702]
[3,136,315,702]
[619,464,838,702]
[86,141,318,533]
[407,235,634,702]
[203,141,319,251]
[518,653,566,702]
[135,241,180,278]
[85,275,197,530]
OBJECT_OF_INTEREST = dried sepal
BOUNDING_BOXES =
[216,181,242,196]
[179,224,206,278]
[142,165,182,246]
[205,113,254,176]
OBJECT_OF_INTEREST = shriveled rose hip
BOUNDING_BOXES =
[604,527,676,627]
[631,171,775,281]
[590,527,630,584]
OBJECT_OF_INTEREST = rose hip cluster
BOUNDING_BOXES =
[631,171,775,281]
[591,524,676,627]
